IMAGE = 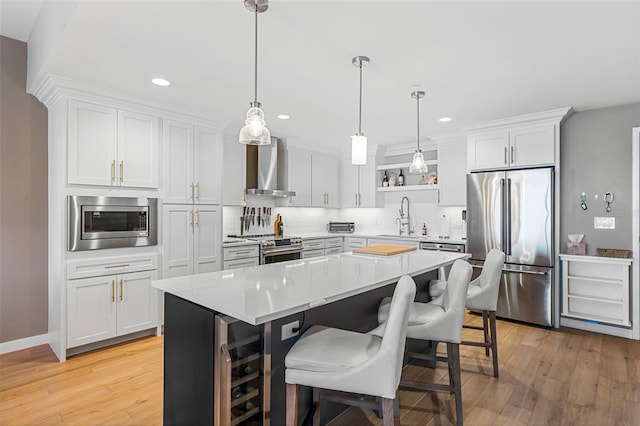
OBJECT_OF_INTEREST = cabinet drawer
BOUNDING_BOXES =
[223,245,259,261]
[67,254,159,279]
[223,258,259,270]
[324,247,342,255]
[344,237,366,248]
[301,249,324,259]
[303,239,325,250]
[324,237,343,248]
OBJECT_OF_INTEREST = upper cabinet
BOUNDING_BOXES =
[466,109,572,172]
[285,147,312,207]
[437,138,467,206]
[311,153,340,208]
[68,100,159,188]
[222,134,246,206]
[467,125,554,171]
[163,120,222,205]
[342,156,382,208]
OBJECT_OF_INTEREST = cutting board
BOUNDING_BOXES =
[352,244,417,256]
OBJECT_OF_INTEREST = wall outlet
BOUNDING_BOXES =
[281,320,300,341]
[594,216,615,229]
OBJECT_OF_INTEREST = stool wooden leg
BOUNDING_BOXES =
[381,397,395,426]
[482,310,490,356]
[447,342,463,426]
[393,390,400,421]
[430,340,439,369]
[286,383,299,426]
[312,387,320,426]
[489,311,499,378]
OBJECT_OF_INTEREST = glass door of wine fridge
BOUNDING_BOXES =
[214,315,271,425]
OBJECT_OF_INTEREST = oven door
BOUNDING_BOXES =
[261,248,302,265]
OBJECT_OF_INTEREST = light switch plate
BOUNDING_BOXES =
[594,216,615,229]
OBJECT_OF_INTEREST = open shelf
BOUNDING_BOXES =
[377,185,438,192]
[376,160,437,171]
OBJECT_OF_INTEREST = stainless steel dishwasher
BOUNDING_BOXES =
[419,241,466,282]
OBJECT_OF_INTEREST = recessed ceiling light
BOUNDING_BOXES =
[438,117,452,122]
[151,78,171,87]
[277,114,290,120]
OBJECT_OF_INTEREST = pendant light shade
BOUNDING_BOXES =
[239,0,271,145]
[351,56,369,165]
[409,88,428,174]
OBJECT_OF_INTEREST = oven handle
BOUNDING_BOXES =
[262,247,303,256]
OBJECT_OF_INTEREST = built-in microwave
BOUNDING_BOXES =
[68,196,157,251]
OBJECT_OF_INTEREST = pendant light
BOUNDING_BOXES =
[351,56,369,165]
[239,0,271,145]
[409,87,428,174]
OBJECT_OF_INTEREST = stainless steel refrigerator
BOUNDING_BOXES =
[467,167,554,326]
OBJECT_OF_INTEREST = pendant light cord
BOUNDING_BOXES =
[358,62,363,134]
[416,95,420,151]
[254,4,258,103]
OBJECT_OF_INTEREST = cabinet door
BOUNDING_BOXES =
[468,131,509,171]
[68,100,117,186]
[193,206,221,274]
[311,154,325,207]
[194,126,222,205]
[162,204,194,278]
[358,157,381,208]
[117,270,158,335]
[163,120,194,204]
[509,125,555,167]
[222,134,246,206]
[438,140,467,206]
[287,148,312,207]
[324,156,340,208]
[67,275,117,348]
[341,159,359,208]
[117,110,159,188]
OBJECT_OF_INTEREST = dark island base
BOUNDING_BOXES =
[162,271,435,425]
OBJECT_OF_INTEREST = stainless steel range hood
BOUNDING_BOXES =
[246,137,295,197]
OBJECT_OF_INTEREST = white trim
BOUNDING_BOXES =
[632,126,639,340]
[560,317,633,339]
[0,334,49,355]
[462,107,573,133]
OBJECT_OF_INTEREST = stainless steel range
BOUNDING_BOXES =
[227,233,303,264]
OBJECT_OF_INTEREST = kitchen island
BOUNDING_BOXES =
[153,250,469,425]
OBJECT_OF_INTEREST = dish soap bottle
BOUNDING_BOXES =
[422,223,428,236]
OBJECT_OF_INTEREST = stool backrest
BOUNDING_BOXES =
[440,260,473,342]
[380,275,417,389]
[471,249,505,311]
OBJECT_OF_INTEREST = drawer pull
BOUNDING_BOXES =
[105,263,130,269]
[232,250,254,256]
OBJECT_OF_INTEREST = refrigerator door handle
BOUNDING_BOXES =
[471,264,548,275]
[505,178,512,256]
[500,178,505,253]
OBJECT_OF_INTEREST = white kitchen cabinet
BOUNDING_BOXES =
[342,157,382,208]
[163,120,222,205]
[285,147,312,207]
[560,254,632,329]
[162,204,221,278]
[67,270,158,348]
[68,100,159,188]
[343,236,366,251]
[223,244,260,270]
[467,124,555,171]
[437,139,467,206]
[311,153,340,208]
[222,134,246,206]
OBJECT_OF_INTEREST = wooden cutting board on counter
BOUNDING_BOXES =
[352,244,417,256]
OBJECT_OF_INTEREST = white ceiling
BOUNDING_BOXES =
[3,0,640,152]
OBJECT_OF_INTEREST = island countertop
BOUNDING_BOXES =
[152,250,469,325]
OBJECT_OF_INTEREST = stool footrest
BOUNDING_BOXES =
[400,379,453,394]
[406,351,448,363]
[461,340,491,348]
[463,324,484,331]
[319,391,380,412]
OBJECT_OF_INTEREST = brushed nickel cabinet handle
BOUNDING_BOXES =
[504,147,508,164]
[196,183,200,201]
[190,210,194,226]
[111,280,115,302]
[119,161,124,183]
[105,263,130,269]
[111,161,116,183]
[190,183,195,201]
[119,279,124,301]
[511,146,515,164]
[196,209,200,226]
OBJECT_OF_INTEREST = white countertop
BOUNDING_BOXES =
[153,250,469,325]
[296,232,467,245]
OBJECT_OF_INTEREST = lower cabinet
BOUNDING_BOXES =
[223,244,260,270]
[344,236,367,252]
[67,270,158,348]
[163,204,221,277]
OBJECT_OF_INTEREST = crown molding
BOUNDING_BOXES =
[30,74,225,129]
[461,107,574,134]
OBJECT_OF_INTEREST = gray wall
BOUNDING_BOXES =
[0,36,49,343]
[561,103,640,255]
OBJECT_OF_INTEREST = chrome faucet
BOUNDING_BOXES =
[398,196,413,235]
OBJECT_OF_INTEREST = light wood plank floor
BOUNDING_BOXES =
[1,314,639,425]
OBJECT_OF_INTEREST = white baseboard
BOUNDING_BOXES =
[0,334,49,355]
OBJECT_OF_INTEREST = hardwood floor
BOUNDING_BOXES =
[1,314,639,425]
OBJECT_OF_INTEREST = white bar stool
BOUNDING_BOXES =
[378,259,472,426]
[429,249,505,377]
[284,275,416,426]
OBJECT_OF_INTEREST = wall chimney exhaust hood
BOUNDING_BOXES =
[246,137,296,197]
